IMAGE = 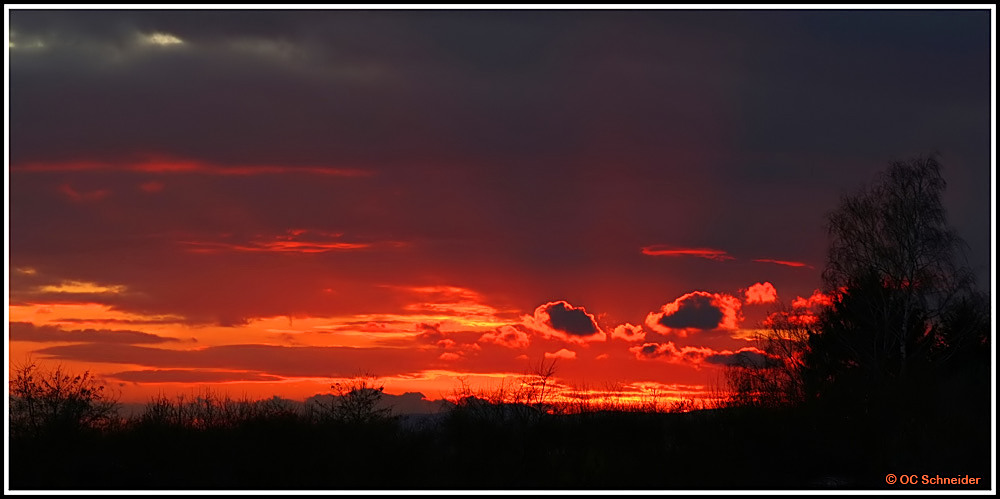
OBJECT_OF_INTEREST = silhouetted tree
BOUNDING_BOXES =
[725,305,811,408]
[310,373,396,425]
[804,155,988,411]
[9,361,120,438]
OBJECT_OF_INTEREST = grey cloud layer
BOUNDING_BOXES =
[9,10,991,325]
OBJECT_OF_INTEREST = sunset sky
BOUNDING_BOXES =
[6,8,993,405]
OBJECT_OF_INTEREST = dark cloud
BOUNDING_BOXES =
[630,342,713,366]
[415,323,445,344]
[31,341,522,380]
[645,291,744,338]
[630,342,778,370]
[109,369,283,383]
[33,343,436,378]
[544,301,599,337]
[657,294,724,330]
[9,321,180,344]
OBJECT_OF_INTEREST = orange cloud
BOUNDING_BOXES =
[522,300,606,343]
[753,258,814,269]
[641,245,734,261]
[544,348,577,360]
[645,291,743,337]
[610,323,646,342]
[744,282,778,305]
[395,285,506,329]
[478,325,531,349]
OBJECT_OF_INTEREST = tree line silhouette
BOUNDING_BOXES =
[7,155,991,490]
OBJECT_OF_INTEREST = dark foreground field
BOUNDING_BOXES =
[8,400,991,491]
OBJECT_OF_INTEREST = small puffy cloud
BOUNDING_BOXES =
[478,324,531,349]
[791,289,835,309]
[439,352,462,361]
[764,310,820,328]
[544,348,577,360]
[645,291,743,337]
[704,348,781,368]
[630,342,714,366]
[764,289,837,328]
[523,300,606,343]
[610,323,646,342]
[138,32,184,46]
[744,282,777,305]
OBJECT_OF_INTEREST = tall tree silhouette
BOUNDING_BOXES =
[805,154,987,411]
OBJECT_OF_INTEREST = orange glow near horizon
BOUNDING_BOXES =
[9,277,780,407]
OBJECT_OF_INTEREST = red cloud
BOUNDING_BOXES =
[58,183,110,202]
[179,229,372,254]
[9,321,179,344]
[764,289,838,328]
[139,181,165,193]
[610,323,646,342]
[645,291,743,337]
[17,156,371,177]
[522,300,606,343]
[399,285,501,321]
[764,311,820,327]
[630,342,715,366]
[744,282,778,305]
[791,289,835,309]
[641,245,734,261]
[753,258,814,269]
[478,325,531,349]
